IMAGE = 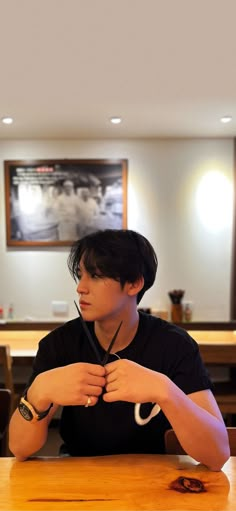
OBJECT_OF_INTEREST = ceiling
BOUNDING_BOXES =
[1,0,236,140]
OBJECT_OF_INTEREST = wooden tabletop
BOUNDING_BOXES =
[0,454,235,511]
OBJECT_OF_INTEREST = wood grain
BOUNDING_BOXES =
[0,454,235,510]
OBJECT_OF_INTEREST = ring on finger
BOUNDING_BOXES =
[85,396,91,408]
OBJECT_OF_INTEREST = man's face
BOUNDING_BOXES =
[76,261,129,322]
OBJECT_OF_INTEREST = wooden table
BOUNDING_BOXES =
[0,454,235,511]
[0,331,46,365]
[189,331,236,365]
[1,329,236,365]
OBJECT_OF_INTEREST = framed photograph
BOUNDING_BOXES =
[4,159,128,247]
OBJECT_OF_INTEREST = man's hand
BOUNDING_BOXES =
[28,363,106,409]
[103,359,164,404]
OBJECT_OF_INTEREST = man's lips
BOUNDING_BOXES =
[79,301,90,307]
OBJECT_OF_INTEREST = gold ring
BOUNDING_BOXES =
[85,396,91,408]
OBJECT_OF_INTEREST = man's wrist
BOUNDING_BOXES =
[18,393,53,423]
[27,373,52,411]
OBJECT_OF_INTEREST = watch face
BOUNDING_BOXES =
[19,402,33,421]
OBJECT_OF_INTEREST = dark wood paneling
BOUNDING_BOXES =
[1,321,236,331]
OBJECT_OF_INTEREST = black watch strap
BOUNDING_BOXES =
[18,393,53,422]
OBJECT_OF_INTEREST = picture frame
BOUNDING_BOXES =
[4,159,128,247]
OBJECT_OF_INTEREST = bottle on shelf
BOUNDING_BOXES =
[183,302,193,322]
[7,303,14,319]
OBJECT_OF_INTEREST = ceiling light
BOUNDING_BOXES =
[220,116,232,123]
[1,116,13,124]
[110,117,122,124]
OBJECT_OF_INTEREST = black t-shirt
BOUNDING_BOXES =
[27,312,212,456]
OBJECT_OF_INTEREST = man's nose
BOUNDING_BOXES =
[77,277,88,293]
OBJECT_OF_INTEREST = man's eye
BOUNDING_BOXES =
[91,272,102,279]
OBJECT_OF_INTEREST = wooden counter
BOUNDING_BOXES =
[1,328,236,365]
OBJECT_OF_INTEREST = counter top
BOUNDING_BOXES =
[1,320,236,330]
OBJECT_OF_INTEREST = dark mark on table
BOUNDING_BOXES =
[170,476,206,493]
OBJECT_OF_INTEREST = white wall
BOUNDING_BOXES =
[0,138,234,321]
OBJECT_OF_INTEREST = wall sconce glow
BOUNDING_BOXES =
[196,171,233,232]
[110,117,122,124]
[1,116,13,124]
[220,116,232,123]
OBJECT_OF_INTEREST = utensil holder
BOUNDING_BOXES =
[171,304,183,323]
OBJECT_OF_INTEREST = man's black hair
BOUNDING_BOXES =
[67,229,158,304]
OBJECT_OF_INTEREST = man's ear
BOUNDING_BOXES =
[127,276,144,297]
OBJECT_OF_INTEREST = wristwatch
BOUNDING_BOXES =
[18,393,53,423]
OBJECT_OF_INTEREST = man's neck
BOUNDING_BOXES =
[94,310,139,353]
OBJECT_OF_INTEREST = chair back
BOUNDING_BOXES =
[164,429,186,454]
[0,345,14,395]
[0,388,11,456]
[227,427,236,455]
[165,427,236,456]
[0,345,16,416]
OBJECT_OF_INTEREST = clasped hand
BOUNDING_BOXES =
[40,359,160,407]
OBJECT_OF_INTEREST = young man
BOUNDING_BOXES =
[9,229,230,469]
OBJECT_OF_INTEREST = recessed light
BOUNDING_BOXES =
[110,117,122,124]
[1,116,13,124]
[220,116,232,123]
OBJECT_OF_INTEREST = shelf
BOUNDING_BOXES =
[1,320,236,331]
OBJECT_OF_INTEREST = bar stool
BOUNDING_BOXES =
[0,389,11,456]
[0,345,16,414]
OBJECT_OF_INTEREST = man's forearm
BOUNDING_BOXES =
[158,379,230,470]
[9,373,56,460]
[9,407,50,460]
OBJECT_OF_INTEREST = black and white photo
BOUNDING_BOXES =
[4,159,128,247]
